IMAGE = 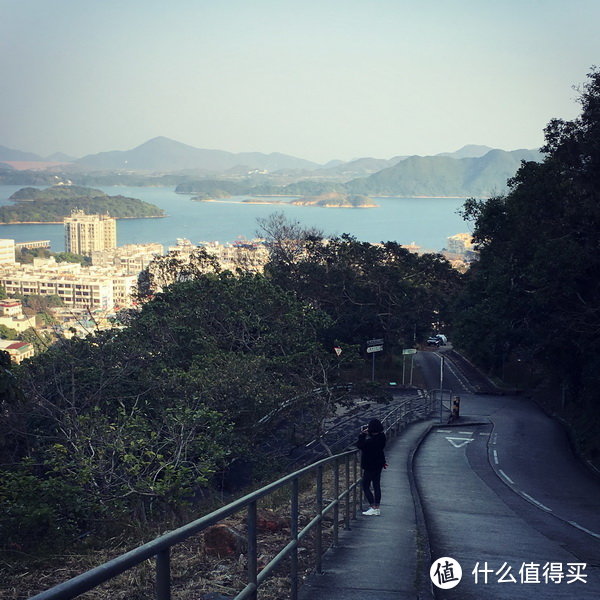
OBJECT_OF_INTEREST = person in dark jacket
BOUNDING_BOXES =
[356,418,386,516]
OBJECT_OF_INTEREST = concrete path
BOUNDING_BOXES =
[298,419,436,600]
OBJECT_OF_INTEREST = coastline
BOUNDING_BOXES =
[0,215,166,225]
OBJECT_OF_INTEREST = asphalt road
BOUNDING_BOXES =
[413,352,600,598]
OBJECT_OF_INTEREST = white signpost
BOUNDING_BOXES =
[366,338,384,381]
[366,345,383,354]
[402,348,417,385]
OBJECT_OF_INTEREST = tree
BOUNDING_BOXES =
[257,212,323,268]
[264,233,462,352]
[135,246,221,299]
[4,271,339,549]
[455,69,600,407]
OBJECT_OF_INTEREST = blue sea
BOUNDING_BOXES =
[0,185,472,253]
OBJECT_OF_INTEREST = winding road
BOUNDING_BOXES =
[414,349,600,598]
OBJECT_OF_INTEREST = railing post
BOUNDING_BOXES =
[290,478,299,600]
[353,452,360,517]
[156,548,171,600]
[333,458,339,546]
[247,501,257,600]
[344,454,351,530]
[316,464,323,574]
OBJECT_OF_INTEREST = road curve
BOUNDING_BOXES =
[414,392,600,598]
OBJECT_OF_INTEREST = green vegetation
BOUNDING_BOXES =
[0,324,18,339]
[15,246,91,266]
[0,185,165,223]
[453,69,600,464]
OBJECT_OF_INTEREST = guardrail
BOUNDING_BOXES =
[29,394,435,600]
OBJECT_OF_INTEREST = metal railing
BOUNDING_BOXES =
[29,394,435,600]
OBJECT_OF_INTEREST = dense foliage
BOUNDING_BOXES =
[0,272,339,551]
[453,70,600,457]
[262,230,462,352]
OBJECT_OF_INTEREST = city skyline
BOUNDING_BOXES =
[2,1,600,163]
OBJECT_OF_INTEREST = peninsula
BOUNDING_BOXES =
[0,185,165,224]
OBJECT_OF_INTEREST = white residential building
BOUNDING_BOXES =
[0,257,137,310]
[0,239,16,265]
[64,210,117,255]
[91,243,164,275]
[447,233,474,254]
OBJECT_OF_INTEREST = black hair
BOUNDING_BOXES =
[367,418,384,434]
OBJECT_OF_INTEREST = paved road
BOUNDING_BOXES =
[415,392,600,598]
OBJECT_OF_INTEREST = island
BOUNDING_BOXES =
[289,192,377,208]
[0,185,165,223]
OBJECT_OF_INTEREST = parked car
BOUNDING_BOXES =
[426,337,441,347]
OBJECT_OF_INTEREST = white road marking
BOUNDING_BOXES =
[479,432,490,436]
[568,521,600,539]
[437,429,452,433]
[521,492,552,512]
[445,437,474,448]
[493,449,499,465]
[498,469,514,484]
[458,431,473,435]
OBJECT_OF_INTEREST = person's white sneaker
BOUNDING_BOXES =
[362,507,379,516]
[374,508,381,516]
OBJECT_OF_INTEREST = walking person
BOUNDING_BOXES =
[356,418,386,516]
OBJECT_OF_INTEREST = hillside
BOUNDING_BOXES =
[346,148,543,197]
[0,185,165,223]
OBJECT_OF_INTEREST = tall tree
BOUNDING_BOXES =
[455,69,600,407]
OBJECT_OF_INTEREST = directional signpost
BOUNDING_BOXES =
[367,338,384,381]
[402,348,417,385]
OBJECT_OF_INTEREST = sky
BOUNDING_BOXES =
[1,0,599,164]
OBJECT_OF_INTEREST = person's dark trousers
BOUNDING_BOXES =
[362,468,382,505]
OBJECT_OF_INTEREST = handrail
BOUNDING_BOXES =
[28,393,435,600]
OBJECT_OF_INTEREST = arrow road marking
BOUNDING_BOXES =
[445,437,474,448]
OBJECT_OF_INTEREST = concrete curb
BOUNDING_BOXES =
[407,420,436,600]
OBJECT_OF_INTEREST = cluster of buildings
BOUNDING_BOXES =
[0,211,274,362]
[0,208,476,363]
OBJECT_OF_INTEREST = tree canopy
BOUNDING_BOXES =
[454,69,600,413]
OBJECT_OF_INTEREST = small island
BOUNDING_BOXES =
[0,185,165,223]
[289,192,377,208]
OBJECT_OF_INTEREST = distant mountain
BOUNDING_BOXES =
[346,148,543,197]
[0,145,43,162]
[316,156,405,177]
[45,152,77,162]
[76,136,321,173]
[436,144,496,159]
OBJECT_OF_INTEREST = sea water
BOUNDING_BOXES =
[0,185,472,253]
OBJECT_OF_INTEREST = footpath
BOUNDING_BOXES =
[298,418,436,600]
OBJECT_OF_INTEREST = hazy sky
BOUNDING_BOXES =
[1,0,599,163]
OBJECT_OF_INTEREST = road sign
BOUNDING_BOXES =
[403,348,417,355]
[367,338,384,346]
[334,347,342,356]
[366,345,383,353]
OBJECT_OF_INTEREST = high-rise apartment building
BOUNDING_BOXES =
[0,239,16,265]
[446,233,474,255]
[64,210,117,255]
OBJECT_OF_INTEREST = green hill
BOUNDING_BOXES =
[0,185,165,223]
[346,149,543,197]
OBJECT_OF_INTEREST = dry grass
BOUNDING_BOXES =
[2,462,356,600]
